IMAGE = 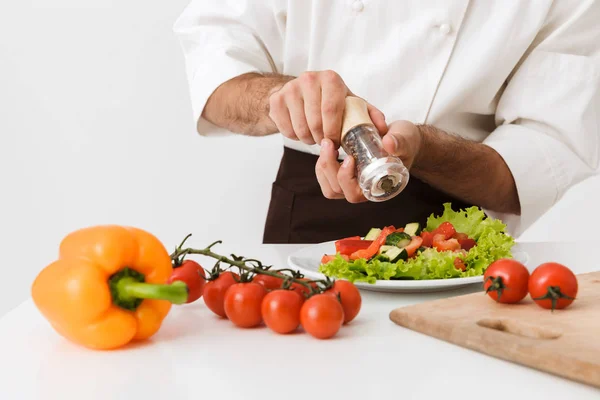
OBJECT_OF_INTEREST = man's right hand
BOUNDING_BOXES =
[268,70,387,147]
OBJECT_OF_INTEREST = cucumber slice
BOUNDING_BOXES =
[379,245,395,255]
[385,232,411,247]
[416,246,427,254]
[404,222,421,236]
[384,247,408,263]
[374,254,390,262]
[364,228,382,241]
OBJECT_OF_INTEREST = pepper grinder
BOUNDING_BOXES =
[340,96,410,202]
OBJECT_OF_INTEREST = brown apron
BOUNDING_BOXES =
[263,146,472,244]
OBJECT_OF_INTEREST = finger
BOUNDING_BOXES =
[319,138,343,194]
[286,90,314,145]
[320,71,347,147]
[338,156,367,203]
[269,92,297,140]
[316,155,344,200]
[301,76,324,144]
[367,104,388,135]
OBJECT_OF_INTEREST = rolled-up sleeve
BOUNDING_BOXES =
[483,0,600,235]
[173,0,285,136]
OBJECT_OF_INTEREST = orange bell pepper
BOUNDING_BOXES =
[31,225,188,350]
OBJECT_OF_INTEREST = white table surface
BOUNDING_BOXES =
[1,242,599,400]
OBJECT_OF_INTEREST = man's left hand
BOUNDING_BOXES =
[315,120,423,202]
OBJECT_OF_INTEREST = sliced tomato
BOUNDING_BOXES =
[454,258,467,271]
[433,222,456,240]
[350,226,396,260]
[452,232,469,241]
[395,228,404,233]
[433,234,461,252]
[404,236,424,257]
[321,254,349,264]
[335,239,373,255]
[420,231,434,247]
[458,238,476,251]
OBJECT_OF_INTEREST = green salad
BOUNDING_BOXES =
[319,203,515,283]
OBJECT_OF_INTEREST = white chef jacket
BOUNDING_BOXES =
[173,0,600,236]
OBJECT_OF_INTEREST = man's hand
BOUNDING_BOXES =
[269,70,387,146]
[315,120,422,202]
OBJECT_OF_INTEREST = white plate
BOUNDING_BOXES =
[287,241,529,293]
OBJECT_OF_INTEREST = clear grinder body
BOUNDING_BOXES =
[340,97,410,202]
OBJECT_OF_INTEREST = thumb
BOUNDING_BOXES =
[382,131,399,155]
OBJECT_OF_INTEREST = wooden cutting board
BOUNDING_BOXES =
[389,271,600,388]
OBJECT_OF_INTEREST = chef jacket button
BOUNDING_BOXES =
[352,0,364,12]
[439,23,452,35]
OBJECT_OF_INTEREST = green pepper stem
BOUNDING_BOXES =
[119,279,188,305]
[109,269,189,311]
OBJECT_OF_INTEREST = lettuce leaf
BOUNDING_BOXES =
[425,203,508,241]
[318,203,515,282]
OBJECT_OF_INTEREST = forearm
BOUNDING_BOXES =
[412,125,521,215]
[201,72,294,136]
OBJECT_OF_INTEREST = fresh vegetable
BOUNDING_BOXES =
[404,236,424,257]
[432,234,461,252]
[385,232,411,247]
[383,246,408,263]
[453,258,467,272]
[432,222,456,240]
[336,239,373,255]
[529,263,578,311]
[350,226,396,260]
[483,259,530,304]
[364,228,382,240]
[320,204,515,282]
[420,231,434,247]
[224,282,267,328]
[253,274,284,291]
[31,225,188,350]
[203,271,239,318]
[403,222,421,236]
[261,290,304,334]
[300,294,344,339]
[326,280,362,324]
[167,259,206,304]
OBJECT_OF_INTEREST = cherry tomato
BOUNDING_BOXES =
[433,234,461,252]
[203,271,239,318]
[291,278,317,299]
[167,260,206,303]
[300,294,344,339]
[404,236,424,257]
[325,280,361,324]
[224,282,267,328]
[420,231,434,247]
[453,258,467,272]
[483,259,530,304]
[261,289,304,334]
[253,274,283,291]
[433,222,456,240]
[529,262,578,311]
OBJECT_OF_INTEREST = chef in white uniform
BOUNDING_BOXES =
[173,0,599,243]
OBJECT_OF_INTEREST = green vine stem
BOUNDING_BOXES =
[171,236,334,296]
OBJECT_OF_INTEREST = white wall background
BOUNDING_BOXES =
[1,0,599,318]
